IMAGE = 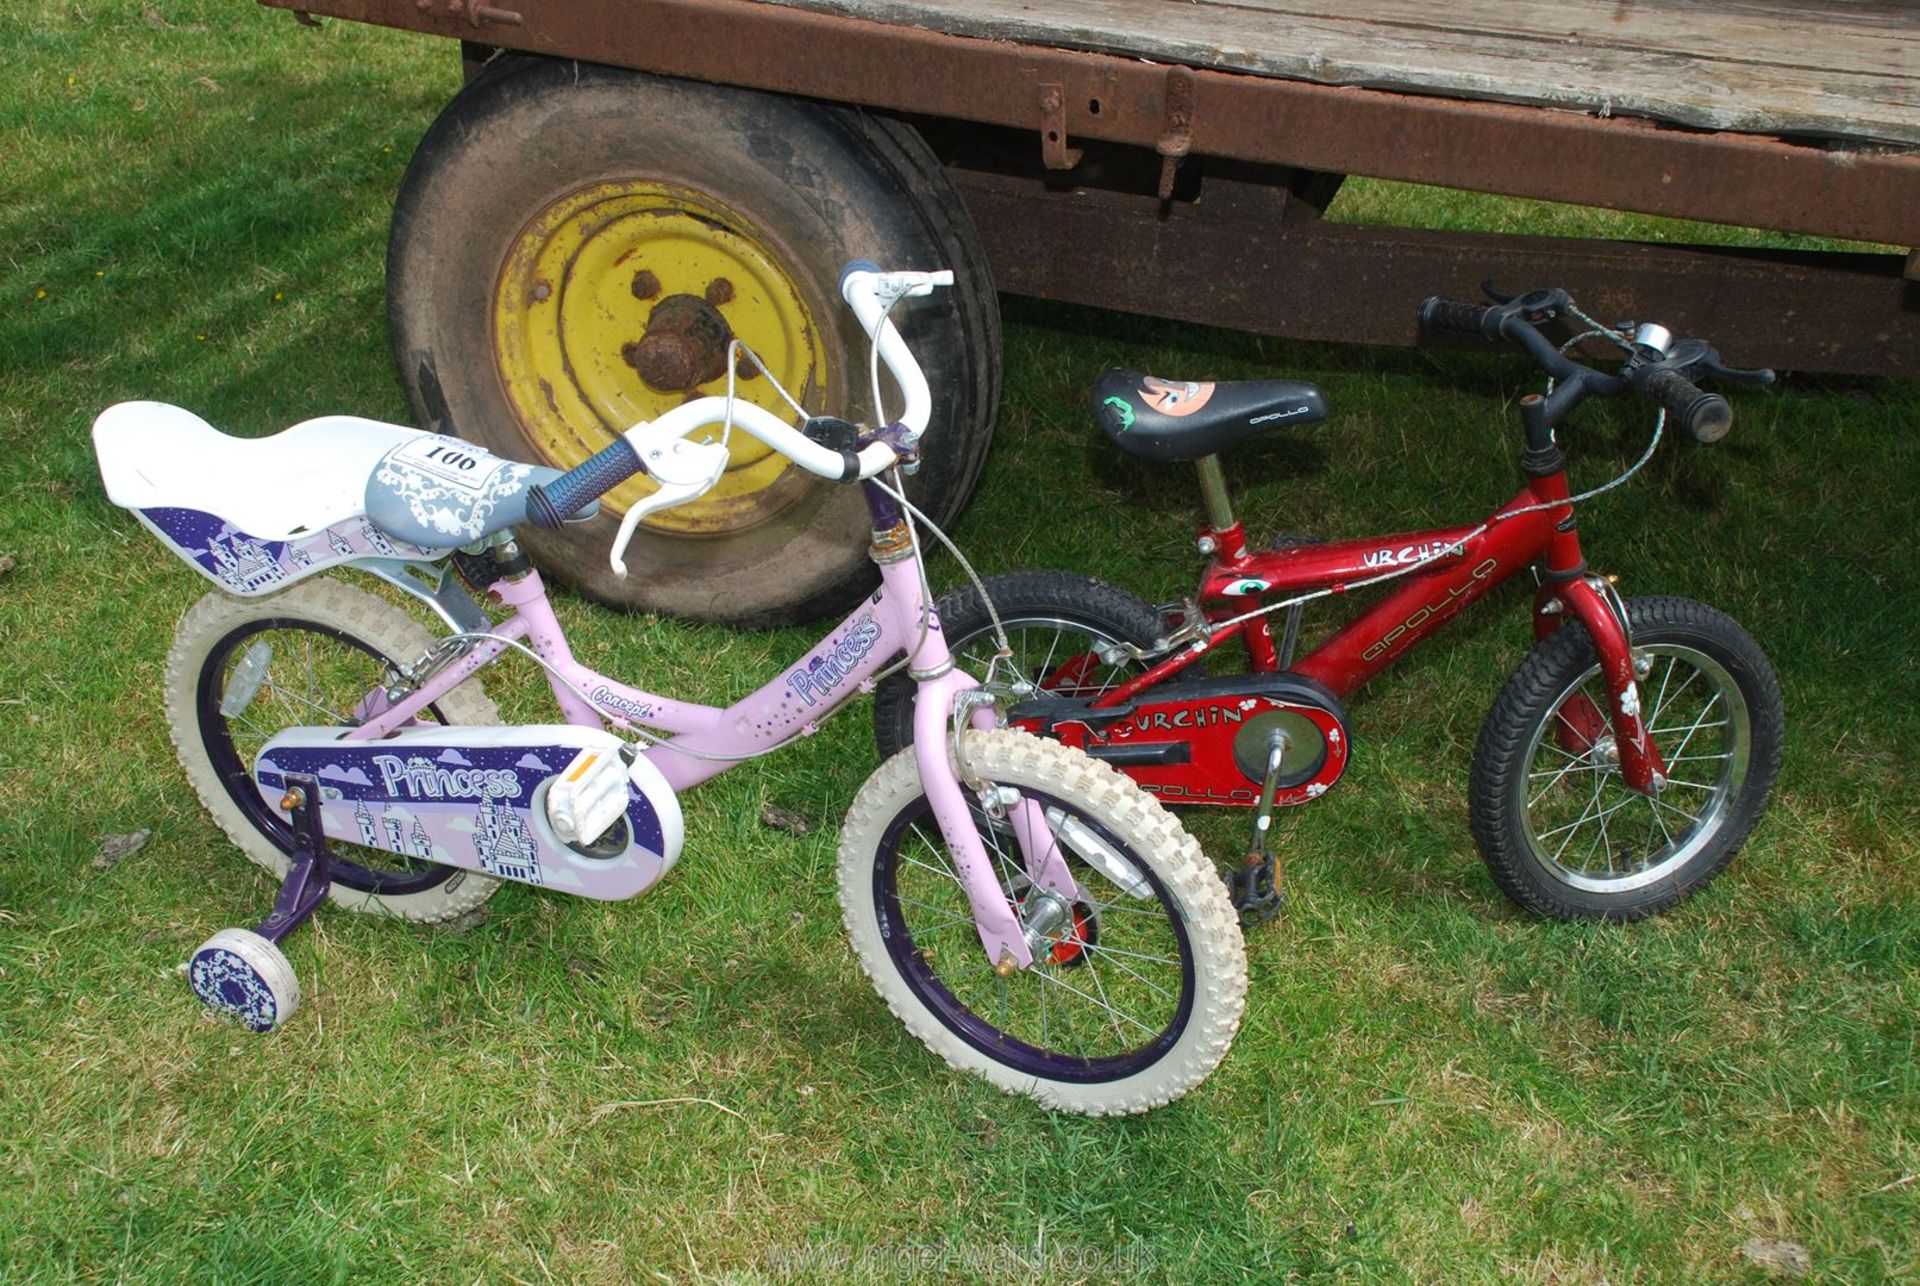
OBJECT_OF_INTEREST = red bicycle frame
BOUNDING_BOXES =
[1084,463,1668,792]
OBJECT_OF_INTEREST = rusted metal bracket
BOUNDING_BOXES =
[413,0,522,29]
[1156,66,1196,199]
[1039,83,1082,171]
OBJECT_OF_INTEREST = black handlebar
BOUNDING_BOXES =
[1416,296,1494,338]
[1416,286,1773,444]
[1636,368,1732,443]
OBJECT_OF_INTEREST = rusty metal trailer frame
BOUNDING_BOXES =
[267,0,1920,375]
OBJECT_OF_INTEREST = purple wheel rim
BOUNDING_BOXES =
[871,788,1197,1084]
[195,616,463,897]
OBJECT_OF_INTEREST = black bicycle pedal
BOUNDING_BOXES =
[1225,857,1286,925]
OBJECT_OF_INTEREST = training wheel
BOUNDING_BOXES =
[188,928,301,1032]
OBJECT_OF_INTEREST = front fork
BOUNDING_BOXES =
[875,518,1075,974]
[910,671,1094,973]
[1536,576,1667,794]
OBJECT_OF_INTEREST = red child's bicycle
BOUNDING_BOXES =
[875,286,1785,922]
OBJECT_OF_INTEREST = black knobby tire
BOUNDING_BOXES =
[1469,595,1784,920]
[872,570,1166,759]
[388,55,999,626]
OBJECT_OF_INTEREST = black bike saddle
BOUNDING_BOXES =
[1092,370,1329,463]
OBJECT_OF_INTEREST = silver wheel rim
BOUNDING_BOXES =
[1517,643,1750,893]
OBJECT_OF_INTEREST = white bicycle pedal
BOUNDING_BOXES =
[545,746,631,846]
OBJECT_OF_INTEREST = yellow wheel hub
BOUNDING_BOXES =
[493,181,828,534]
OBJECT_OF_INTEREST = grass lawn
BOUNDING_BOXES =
[3,2,1916,1280]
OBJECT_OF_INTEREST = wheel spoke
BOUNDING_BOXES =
[1083,901,1184,920]
[1033,629,1065,693]
[1646,793,1676,850]
[1548,773,1605,865]
[1650,719,1726,736]
[260,675,348,725]
[304,632,318,723]
[1663,691,1725,766]
[976,815,1027,900]
[229,710,274,744]
[1529,759,1607,781]
[1578,777,1619,875]
[1545,790,1640,856]
[907,823,962,883]
[895,898,976,936]
[1076,945,1178,1001]
[1533,740,1592,767]
[1651,794,1705,829]
[1031,963,1159,1040]
[1070,938,1181,968]
[1649,661,1700,726]
[900,849,963,885]
[1650,653,1678,727]
[1529,753,1603,808]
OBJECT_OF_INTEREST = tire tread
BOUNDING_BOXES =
[837,729,1246,1115]
[164,578,502,924]
[1469,595,1783,920]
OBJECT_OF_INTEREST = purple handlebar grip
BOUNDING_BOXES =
[527,437,645,528]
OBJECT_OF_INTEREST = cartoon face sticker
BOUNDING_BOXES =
[1139,377,1216,417]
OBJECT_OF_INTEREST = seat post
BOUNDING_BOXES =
[1194,454,1236,530]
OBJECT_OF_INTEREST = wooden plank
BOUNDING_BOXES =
[1220,0,1918,81]
[767,0,1920,147]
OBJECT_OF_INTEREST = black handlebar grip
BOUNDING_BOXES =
[526,436,645,529]
[1641,368,1734,444]
[1417,296,1494,337]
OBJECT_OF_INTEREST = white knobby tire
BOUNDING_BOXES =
[164,577,501,922]
[188,927,301,1032]
[838,729,1247,1115]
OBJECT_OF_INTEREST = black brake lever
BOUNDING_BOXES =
[1479,283,1572,327]
[1701,356,1776,388]
[1650,339,1776,389]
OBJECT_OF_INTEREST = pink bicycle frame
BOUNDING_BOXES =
[340,486,1072,968]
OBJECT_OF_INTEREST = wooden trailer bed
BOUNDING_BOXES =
[250,0,1919,618]
[781,0,1918,148]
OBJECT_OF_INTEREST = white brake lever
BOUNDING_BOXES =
[608,435,730,577]
[868,269,955,314]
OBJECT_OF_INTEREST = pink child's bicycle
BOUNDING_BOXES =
[94,266,1247,1116]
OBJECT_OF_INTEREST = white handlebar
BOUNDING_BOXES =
[840,265,949,438]
[603,263,950,576]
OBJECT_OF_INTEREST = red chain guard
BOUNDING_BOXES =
[1010,673,1350,809]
